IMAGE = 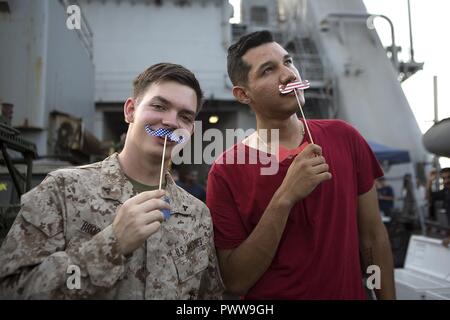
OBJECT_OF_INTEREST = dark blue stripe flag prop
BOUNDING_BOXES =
[144,124,187,221]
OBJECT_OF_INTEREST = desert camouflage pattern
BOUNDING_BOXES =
[0,153,224,299]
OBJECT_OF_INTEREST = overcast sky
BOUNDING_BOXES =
[363,0,450,167]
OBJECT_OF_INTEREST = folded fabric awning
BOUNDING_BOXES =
[368,141,411,165]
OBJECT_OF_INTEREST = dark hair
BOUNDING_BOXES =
[227,30,274,86]
[133,63,204,113]
[441,167,450,174]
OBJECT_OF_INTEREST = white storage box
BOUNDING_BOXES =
[425,288,450,300]
[395,235,450,300]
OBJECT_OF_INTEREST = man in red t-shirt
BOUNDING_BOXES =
[206,31,395,299]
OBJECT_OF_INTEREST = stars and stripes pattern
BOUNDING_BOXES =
[279,79,315,143]
[279,80,311,94]
[144,124,185,143]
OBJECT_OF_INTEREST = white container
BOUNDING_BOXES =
[395,235,450,300]
[425,288,450,300]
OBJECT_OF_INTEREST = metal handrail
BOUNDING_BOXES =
[321,13,399,71]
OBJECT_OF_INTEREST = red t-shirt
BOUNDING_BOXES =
[206,119,383,299]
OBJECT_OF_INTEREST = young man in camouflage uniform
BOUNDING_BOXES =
[0,63,224,299]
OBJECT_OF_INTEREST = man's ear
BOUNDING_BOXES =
[124,98,136,123]
[232,86,251,105]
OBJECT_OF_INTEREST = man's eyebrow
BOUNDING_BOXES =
[256,55,293,74]
[150,95,171,105]
[179,109,196,117]
[256,61,274,74]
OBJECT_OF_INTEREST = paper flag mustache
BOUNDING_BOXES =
[278,79,315,144]
[279,80,310,94]
[144,124,185,143]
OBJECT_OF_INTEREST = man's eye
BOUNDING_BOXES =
[152,104,165,110]
[285,59,293,65]
[263,67,273,75]
[180,115,194,123]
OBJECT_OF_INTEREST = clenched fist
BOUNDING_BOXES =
[112,189,170,256]
[278,144,332,207]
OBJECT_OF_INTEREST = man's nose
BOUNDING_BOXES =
[280,66,299,85]
[161,111,179,129]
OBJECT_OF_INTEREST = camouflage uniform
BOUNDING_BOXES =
[0,153,224,299]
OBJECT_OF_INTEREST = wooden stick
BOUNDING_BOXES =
[294,89,314,144]
[159,135,168,190]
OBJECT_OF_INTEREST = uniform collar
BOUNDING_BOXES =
[165,172,195,217]
[99,153,195,217]
[99,153,134,204]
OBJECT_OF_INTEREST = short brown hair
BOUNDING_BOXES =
[133,63,204,113]
[227,30,274,86]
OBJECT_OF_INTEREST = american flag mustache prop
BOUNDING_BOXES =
[144,125,185,144]
[144,124,186,220]
[278,80,314,144]
[279,80,310,94]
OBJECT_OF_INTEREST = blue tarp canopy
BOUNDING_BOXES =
[368,141,411,165]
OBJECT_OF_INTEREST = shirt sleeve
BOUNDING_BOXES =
[206,165,248,250]
[345,122,384,195]
[0,175,126,299]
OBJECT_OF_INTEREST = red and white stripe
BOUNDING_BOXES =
[279,80,310,94]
